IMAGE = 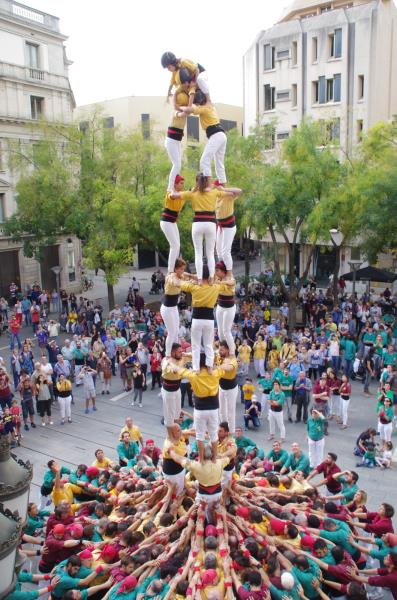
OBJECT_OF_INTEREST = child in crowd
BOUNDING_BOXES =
[356,442,377,468]
[376,441,393,469]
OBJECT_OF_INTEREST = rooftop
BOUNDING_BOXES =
[278,0,372,22]
[0,0,60,32]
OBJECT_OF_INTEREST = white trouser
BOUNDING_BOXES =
[200,131,227,183]
[240,362,249,375]
[165,137,182,191]
[197,71,210,96]
[160,304,180,356]
[215,304,236,354]
[194,408,219,442]
[58,395,72,420]
[341,397,350,426]
[191,318,214,371]
[254,358,265,377]
[163,469,185,494]
[379,421,393,442]
[160,221,180,273]
[192,221,216,279]
[162,388,181,427]
[269,410,285,438]
[219,385,238,433]
[216,225,236,271]
[262,394,270,418]
[330,394,341,418]
[308,437,325,468]
[221,468,234,487]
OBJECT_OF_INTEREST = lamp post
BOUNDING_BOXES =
[348,259,363,300]
[329,228,344,303]
[51,265,62,319]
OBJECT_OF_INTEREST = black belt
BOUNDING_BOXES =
[217,215,236,228]
[218,294,235,308]
[220,377,237,390]
[162,378,181,392]
[194,394,219,410]
[206,124,225,139]
[162,294,179,307]
[161,208,179,223]
[192,307,214,320]
[198,482,221,495]
[163,458,184,475]
[167,126,184,141]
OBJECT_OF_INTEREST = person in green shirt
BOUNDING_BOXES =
[269,381,286,441]
[280,367,294,423]
[312,538,336,566]
[266,440,289,471]
[309,518,360,561]
[280,442,310,476]
[348,532,397,568]
[234,426,257,452]
[116,431,139,466]
[383,344,397,368]
[40,460,71,508]
[51,556,106,599]
[24,503,50,536]
[326,470,359,504]
[341,335,356,378]
[6,572,60,600]
[306,409,325,468]
[291,555,322,600]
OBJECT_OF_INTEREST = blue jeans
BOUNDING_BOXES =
[10,332,22,350]
[343,359,352,377]
[23,310,31,325]
[331,356,340,373]
[244,415,260,428]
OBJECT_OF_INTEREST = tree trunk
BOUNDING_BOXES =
[332,245,340,305]
[107,281,115,310]
[244,235,251,296]
[288,293,298,333]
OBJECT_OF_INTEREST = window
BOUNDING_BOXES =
[357,119,364,140]
[358,75,364,100]
[141,113,150,139]
[276,90,290,101]
[291,84,297,107]
[329,28,342,58]
[0,194,5,222]
[25,42,39,68]
[264,44,275,70]
[30,96,44,119]
[187,116,199,141]
[350,247,361,261]
[264,85,275,111]
[292,41,298,66]
[79,121,89,134]
[103,116,114,129]
[320,118,340,143]
[220,119,237,132]
[277,49,290,60]
[334,74,341,102]
[312,80,319,103]
[277,132,289,140]
[312,37,318,62]
[326,78,334,102]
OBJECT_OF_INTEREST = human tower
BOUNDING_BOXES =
[159,51,242,456]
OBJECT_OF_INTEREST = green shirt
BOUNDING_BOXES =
[280,374,294,398]
[340,480,358,504]
[42,466,70,489]
[343,339,356,360]
[319,526,356,556]
[116,440,139,461]
[24,509,50,535]
[266,448,289,466]
[307,416,324,441]
[383,351,397,367]
[284,452,310,475]
[370,538,397,566]
[291,560,321,599]
[52,572,86,599]
[7,573,38,600]
[234,435,257,450]
[269,390,285,407]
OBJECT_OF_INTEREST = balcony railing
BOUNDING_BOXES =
[0,61,70,90]
[0,0,60,32]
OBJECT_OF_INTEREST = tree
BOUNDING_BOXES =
[245,120,345,330]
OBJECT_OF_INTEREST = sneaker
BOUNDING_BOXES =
[101,391,105,395]
[24,424,29,431]
[131,402,135,406]
[31,422,36,428]
[68,418,72,423]
[85,408,89,414]
[41,422,46,427]
[106,391,110,395]
[61,419,65,425]
[49,421,54,425]
[139,403,143,408]
[93,406,97,411]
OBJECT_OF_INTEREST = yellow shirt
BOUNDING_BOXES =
[170,58,198,88]
[162,356,189,381]
[163,436,188,460]
[217,436,237,461]
[242,382,255,400]
[164,274,181,295]
[268,349,280,369]
[51,483,81,507]
[119,424,142,442]
[215,194,236,220]
[253,341,267,359]
[253,517,269,536]
[180,281,232,309]
[92,457,113,469]
[192,104,220,130]
[180,189,226,213]
[170,111,187,130]
[185,457,229,486]
[238,345,252,364]
[179,367,225,398]
[215,279,235,297]
[164,191,185,213]
[218,356,238,380]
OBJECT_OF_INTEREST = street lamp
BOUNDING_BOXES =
[0,504,22,598]
[51,265,62,319]
[348,259,363,300]
[329,229,344,303]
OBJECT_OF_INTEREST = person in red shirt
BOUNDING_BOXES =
[150,350,162,390]
[141,439,161,467]
[9,314,22,351]
[306,452,342,495]
[0,369,13,411]
[351,551,397,600]
[38,523,81,573]
[350,502,394,536]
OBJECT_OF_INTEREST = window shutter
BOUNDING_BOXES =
[334,74,341,102]
[319,76,326,104]
[264,45,271,70]
[335,28,342,58]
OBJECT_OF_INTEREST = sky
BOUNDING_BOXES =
[25,0,285,107]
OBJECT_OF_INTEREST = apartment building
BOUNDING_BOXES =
[243,0,397,153]
[0,0,80,297]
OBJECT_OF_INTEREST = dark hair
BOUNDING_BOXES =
[293,555,309,570]
[216,261,227,273]
[307,514,321,528]
[161,51,177,68]
[245,570,262,587]
[195,172,210,193]
[325,501,339,514]
[351,471,359,483]
[347,582,368,600]
[313,539,328,551]
[194,90,207,105]
[199,352,207,369]
[286,523,299,539]
[159,513,174,527]
[219,421,229,433]
[47,460,56,469]
[219,340,230,351]
[179,68,192,84]
[176,580,189,596]
[382,503,395,518]
[249,508,263,523]
[328,452,338,462]
[331,545,345,564]
[174,259,186,271]
[67,556,82,568]
[204,536,218,551]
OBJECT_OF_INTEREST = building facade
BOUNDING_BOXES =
[0,0,81,298]
[75,96,243,269]
[243,0,397,153]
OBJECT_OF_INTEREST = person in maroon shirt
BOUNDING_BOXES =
[312,374,330,434]
[141,439,161,467]
[351,551,397,600]
[308,545,356,585]
[38,523,81,573]
[9,314,22,351]
[0,369,13,411]
[350,502,394,536]
[306,452,342,494]
[45,502,75,536]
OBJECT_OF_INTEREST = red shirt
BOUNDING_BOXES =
[327,560,354,584]
[368,568,397,600]
[270,517,287,535]
[312,381,330,403]
[316,461,342,493]
[9,318,20,334]
[0,376,11,398]
[39,533,81,569]
[364,512,394,536]
[150,354,162,372]
[238,585,269,599]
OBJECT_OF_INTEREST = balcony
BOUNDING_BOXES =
[0,0,60,32]
[0,61,71,91]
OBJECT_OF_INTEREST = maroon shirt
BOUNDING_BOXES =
[45,514,75,537]
[39,533,81,570]
[327,561,355,584]
[368,568,397,600]
[316,461,342,493]
[238,584,269,599]
[313,381,330,403]
[364,512,394,536]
